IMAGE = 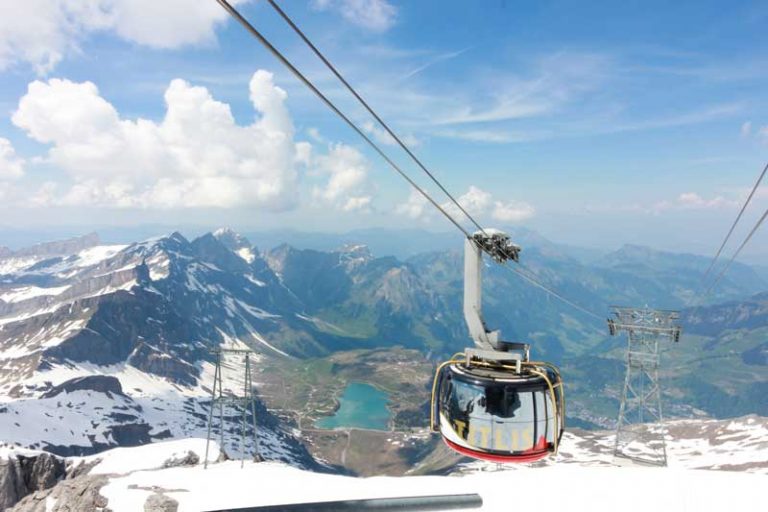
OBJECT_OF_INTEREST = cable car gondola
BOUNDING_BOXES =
[430,231,565,463]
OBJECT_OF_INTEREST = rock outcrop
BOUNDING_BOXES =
[0,452,66,510]
[41,376,124,399]
[9,474,109,512]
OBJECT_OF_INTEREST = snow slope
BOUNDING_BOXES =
[87,437,766,512]
[0,231,327,466]
[432,416,768,477]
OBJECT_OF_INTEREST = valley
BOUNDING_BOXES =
[252,347,436,474]
[0,228,765,477]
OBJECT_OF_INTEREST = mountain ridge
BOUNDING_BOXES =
[0,228,765,460]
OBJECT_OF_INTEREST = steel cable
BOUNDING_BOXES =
[703,161,767,280]
[214,0,607,323]
[265,0,488,237]
[504,264,605,321]
[213,0,471,238]
[703,208,768,298]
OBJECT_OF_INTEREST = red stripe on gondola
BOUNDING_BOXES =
[442,436,551,464]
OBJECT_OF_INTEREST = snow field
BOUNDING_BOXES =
[96,437,767,512]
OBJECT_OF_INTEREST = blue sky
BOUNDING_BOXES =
[0,0,766,259]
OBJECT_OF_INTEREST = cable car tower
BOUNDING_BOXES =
[204,348,261,468]
[608,307,681,466]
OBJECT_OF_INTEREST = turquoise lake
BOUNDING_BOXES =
[315,382,391,431]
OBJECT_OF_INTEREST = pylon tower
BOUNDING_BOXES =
[204,348,261,468]
[607,306,681,466]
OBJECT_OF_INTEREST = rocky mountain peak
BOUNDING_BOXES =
[128,232,189,257]
[190,232,254,271]
[337,244,373,271]
[212,228,256,263]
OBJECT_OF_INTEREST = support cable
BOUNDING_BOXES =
[505,264,604,321]
[265,0,488,236]
[703,208,767,298]
[213,0,471,238]
[703,161,767,280]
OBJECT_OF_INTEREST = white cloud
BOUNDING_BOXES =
[307,127,324,143]
[675,192,736,209]
[398,185,534,224]
[434,129,538,144]
[648,192,739,213]
[312,143,372,212]
[361,121,420,147]
[758,125,768,145]
[311,0,397,32]
[12,71,304,209]
[444,186,493,218]
[362,121,396,146]
[0,0,247,74]
[342,195,372,212]
[401,47,470,81]
[395,190,428,219]
[0,138,25,180]
[739,119,768,145]
[437,53,608,125]
[492,200,536,222]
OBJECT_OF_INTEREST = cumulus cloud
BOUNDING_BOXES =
[0,138,25,180]
[12,71,304,209]
[492,200,536,222]
[0,0,247,74]
[396,189,429,219]
[397,185,534,223]
[740,121,752,137]
[444,186,493,218]
[311,0,397,32]
[312,143,373,212]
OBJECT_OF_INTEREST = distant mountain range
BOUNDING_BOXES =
[0,228,765,457]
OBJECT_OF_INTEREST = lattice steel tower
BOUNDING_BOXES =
[204,348,261,468]
[607,307,681,466]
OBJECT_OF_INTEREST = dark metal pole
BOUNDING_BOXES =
[205,494,483,512]
[241,352,248,468]
[204,351,221,469]
[247,353,260,461]
[218,353,225,457]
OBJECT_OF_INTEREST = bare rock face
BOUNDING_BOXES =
[144,493,179,512]
[9,474,110,512]
[0,453,66,510]
[0,457,27,511]
[18,454,66,493]
[41,376,124,399]
[161,451,199,468]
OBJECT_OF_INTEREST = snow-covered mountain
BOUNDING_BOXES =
[2,415,765,511]
[1,230,766,469]
[0,229,456,464]
[0,231,342,465]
